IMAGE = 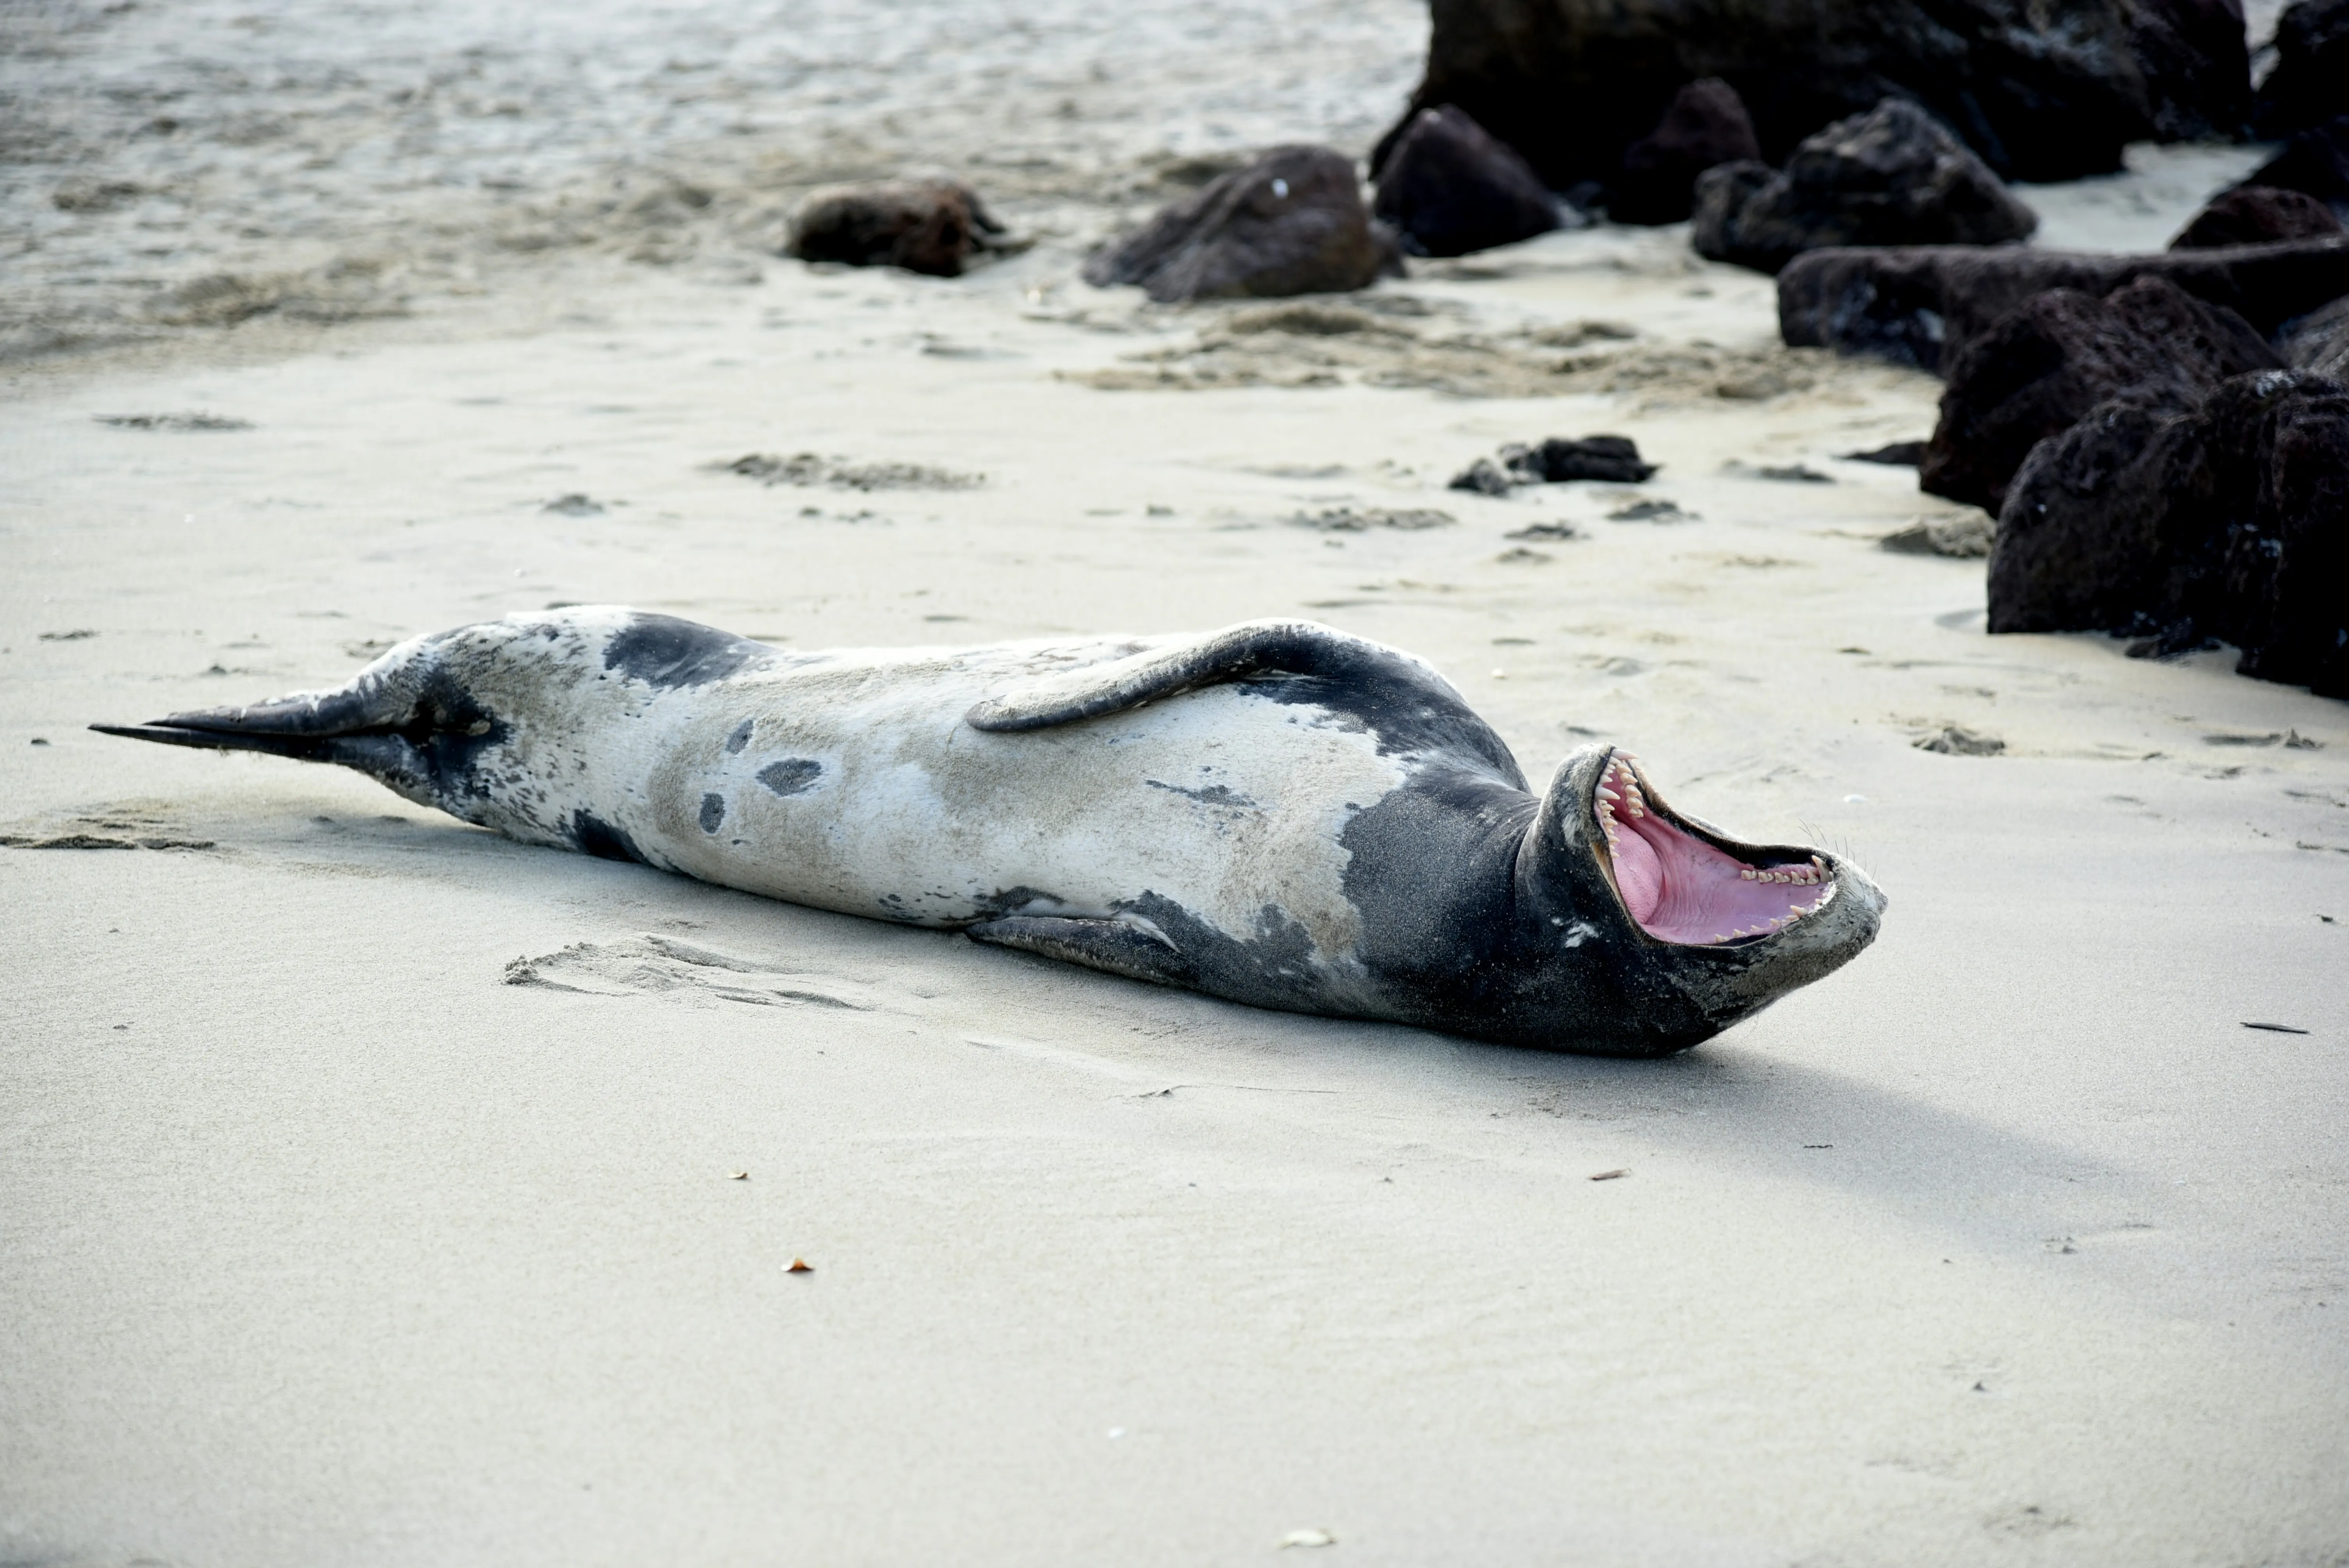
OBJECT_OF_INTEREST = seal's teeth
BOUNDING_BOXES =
[1597,787,1620,801]
[1788,904,1804,916]
[1739,868,1754,880]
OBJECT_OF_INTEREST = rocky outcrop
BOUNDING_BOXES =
[1691,99,2036,276]
[1990,369,2349,697]
[1373,0,2253,193]
[1612,79,1761,225]
[1085,146,1400,303]
[1919,278,2280,514]
[1371,106,1559,257]
[2169,185,2344,249]
[786,180,1005,277]
[1777,237,2349,372]
[2253,0,2349,137]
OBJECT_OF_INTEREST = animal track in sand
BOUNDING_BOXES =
[503,934,891,1011]
[0,804,216,852]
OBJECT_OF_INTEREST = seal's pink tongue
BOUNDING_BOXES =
[1595,755,1832,944]
[1611,827,1665,926]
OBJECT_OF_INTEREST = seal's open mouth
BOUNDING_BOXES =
[1592,752,1833,946]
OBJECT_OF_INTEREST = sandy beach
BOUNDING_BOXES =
[5,1,2348,1563]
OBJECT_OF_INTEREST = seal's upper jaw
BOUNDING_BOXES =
[1588,752,1835,946]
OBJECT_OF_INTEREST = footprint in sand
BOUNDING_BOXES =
[503,934,889,1012]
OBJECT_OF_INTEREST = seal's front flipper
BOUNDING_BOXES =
[965,618,1451,732]
[965,916,1194,988]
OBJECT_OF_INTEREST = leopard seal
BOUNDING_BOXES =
[94,608,1884,1055]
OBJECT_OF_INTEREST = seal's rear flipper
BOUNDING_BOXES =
[965,916,1195,988]
[90,721,346,760]
[964,618,1454,732]
[89,641,475,806]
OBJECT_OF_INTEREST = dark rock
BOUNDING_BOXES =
[2253,0,2349,137]
[2130,0,2253,140]
[2242,115,2349,218]
[1084,146,1400,304]
[1372,0,2249,191]
[1988,395,2198,632]
[1450,435,1657,492]
[785,179,1005,277]
[1371,106,1558,257]
[1613,79,1762,225]
[1777,237,2349,373]
[1920,277,2281,515]
[1843,440,1927,464]
[1525,435,1657,482]
[1691,99,2037,276]
[2170,185,2344,249]
[2280,296,2349,378]
[1991,368,2349,696]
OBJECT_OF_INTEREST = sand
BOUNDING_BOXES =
[4,2,2348,1563]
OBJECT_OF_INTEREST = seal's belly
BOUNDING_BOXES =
[633,664,1408,959]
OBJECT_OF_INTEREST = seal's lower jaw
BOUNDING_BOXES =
[1591,752,1833,946]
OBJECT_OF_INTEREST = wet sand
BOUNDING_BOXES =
[4,2,2347,1563]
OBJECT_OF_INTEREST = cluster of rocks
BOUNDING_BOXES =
[1449,436,1657,495]
[782,0,2349,315]
[1991,368,2348,696]
[1378,0,2256,194]
[1860,209,2349,695]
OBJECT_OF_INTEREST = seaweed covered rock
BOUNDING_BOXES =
[1613,79,1763,225]
[1374,0,2252,192]
[1692,99,2037,276]
[1085,146,1399,303]
[2253,0,2349,137]
[2169,185,2344,249]
[1371,106,1559,257]
[1991,369,2349,696]
[786,179,1005,277]
[1920,277,2280,514]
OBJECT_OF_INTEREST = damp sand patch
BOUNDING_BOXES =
[1064,307,1875,404]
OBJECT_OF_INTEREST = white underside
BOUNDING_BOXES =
[461,621,1422,962]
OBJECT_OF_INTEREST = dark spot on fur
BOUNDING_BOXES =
[603,614,765,690]
[572,810,648,864]
[699,793,726,833]
[757,758,823,796]
[724,718,754,754]
[971,885,1073,918]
